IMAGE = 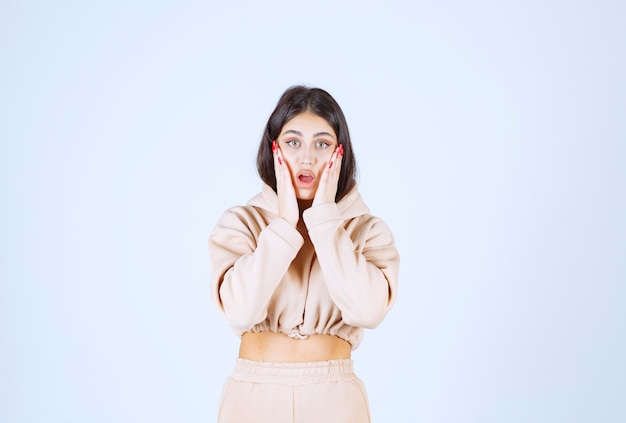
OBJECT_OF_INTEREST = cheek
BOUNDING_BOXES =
[317,151,334,168]
[281,157,299,179]
[282,156,296,170]
[280,150,299,166]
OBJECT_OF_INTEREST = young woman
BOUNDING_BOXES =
[208,85,400,422]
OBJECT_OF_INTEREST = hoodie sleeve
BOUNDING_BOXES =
[208,207,304,330]
[303,203,400,329]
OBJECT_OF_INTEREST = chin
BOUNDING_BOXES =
[295,190,315,201]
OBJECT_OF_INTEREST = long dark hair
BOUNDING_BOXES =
[256,85,357,202]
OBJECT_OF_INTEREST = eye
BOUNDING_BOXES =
[316,141,331,149]
[286,139,300,147]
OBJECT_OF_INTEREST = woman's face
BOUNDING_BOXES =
[277,112,338,201]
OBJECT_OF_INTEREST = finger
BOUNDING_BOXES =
[276,145,285,168]
[273,140,287,192]
[272,140,283,167]
[273,140,289,186]
[327,143,343,171]
[273,141,295,194]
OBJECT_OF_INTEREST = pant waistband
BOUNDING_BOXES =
[232,358,356,385]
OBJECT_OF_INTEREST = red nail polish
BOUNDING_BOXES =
[328,161,333,169]
[272,140,277,152]
[278,157,283,165]
[339,144,344,156]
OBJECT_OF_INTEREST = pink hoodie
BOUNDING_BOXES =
[208,184,400,350]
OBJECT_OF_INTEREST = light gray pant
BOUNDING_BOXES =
[217,358,371,423]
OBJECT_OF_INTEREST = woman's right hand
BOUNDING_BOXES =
[273,140,299,227]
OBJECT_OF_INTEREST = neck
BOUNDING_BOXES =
[298,199,313,215]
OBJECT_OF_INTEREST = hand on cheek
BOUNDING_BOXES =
[273,141,299,227]
[313,144,344,207]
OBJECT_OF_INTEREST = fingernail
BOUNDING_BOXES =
[272,140,277,152]
[338,144,344,156]
[328,161,333,169]
[278,157,283,165]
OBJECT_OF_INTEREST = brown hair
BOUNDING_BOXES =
[256,85,357,202]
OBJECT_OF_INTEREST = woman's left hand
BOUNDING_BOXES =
[312,144,344,206]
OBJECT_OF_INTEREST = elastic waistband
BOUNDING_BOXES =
[231,358,356,385]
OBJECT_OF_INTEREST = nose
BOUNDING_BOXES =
[299,148,313,166]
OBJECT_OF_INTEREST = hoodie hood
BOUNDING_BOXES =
[248,183,370,221]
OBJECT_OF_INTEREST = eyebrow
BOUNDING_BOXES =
[282,129,335,139]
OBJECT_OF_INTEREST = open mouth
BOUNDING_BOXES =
[297,171,315,187]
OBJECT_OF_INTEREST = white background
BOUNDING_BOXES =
[1,1,624,422]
